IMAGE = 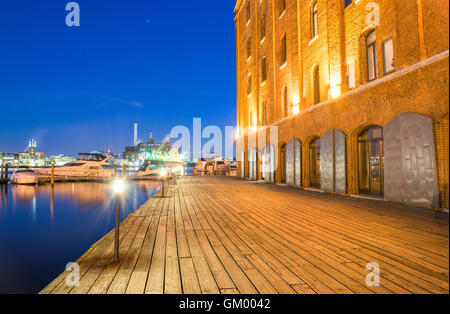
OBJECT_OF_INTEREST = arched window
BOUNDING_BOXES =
[366,30,377,81]
[313,66,320,105]
[311,1,318,38]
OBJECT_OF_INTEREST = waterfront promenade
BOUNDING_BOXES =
[40,177,449,294]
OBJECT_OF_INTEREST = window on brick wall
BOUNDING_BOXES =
[280,34,287,65]
[282,86,288,117]
[278,0,286,16]
[261,57,267,83]
[247,74,252,96]
[260,13,266,40]
[382,38,394,74]
[260,101,267,125]
[313,66,320,104]
[246,2,251,23]
[311,1,318,38]
[366,30,378,81]
[247,37,252,59]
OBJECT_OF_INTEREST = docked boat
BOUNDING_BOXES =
[10,168,39,185]
[37,152,115,178]
[133,160,184,178]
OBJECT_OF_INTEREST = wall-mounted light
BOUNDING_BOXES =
[234,127,241,140]
[329,85,341,99]
[292,96,300,115]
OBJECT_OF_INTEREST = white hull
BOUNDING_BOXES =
[11,173,39,185]
[37,158,114,178]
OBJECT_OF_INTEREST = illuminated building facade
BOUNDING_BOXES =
[16,139,47,167]
[0,153,18,167]
[234,0,449,209]
[123,136,181,167]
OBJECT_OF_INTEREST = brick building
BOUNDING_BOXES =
[234,0,449,209]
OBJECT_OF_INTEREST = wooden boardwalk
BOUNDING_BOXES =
[40,177,449,294]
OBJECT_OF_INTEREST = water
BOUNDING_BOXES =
[0,180,160,294]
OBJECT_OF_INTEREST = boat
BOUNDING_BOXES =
[37,152,115,178]
[10,167,39,185]
[133,160,184,178]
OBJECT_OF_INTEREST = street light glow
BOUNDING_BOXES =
[113,179,125,194]
[161,169,167,177]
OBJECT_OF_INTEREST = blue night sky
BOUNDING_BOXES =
[0,1,237,156]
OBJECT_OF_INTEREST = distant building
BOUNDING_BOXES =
[123,131,179,167]
[13,139,47,167]
[0,153,18,167]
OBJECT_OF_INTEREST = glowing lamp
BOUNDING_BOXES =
[113,179,125,194]
[161,169,167,177]
[329,86,341,99]
[292,105,300,115]
[234,128,241,140]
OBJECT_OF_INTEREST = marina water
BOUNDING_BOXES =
[0,179,160,293]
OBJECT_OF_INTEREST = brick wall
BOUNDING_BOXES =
[234,0,449,208]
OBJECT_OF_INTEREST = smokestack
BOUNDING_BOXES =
[134,122,138,146]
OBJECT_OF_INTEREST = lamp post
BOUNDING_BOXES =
[113,179,125,262]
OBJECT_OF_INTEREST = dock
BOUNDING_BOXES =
[40,176,449,294]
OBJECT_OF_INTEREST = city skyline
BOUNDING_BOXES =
[0,1,237,156]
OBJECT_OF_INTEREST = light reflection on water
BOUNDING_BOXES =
[0,180,160,294]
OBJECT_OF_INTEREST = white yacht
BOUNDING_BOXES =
[10,167,39,185]
[37,152,115,178]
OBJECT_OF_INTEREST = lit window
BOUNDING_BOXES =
[261,57,267,83]
[382,38,394,74]
[311,1,318,38]
[366,30,377,81]
[347,61,355,89]
[280,34,287,65]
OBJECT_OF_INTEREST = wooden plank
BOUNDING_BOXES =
[41,177,449,295]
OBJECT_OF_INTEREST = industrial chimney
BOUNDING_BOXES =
[134,122,138,147]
